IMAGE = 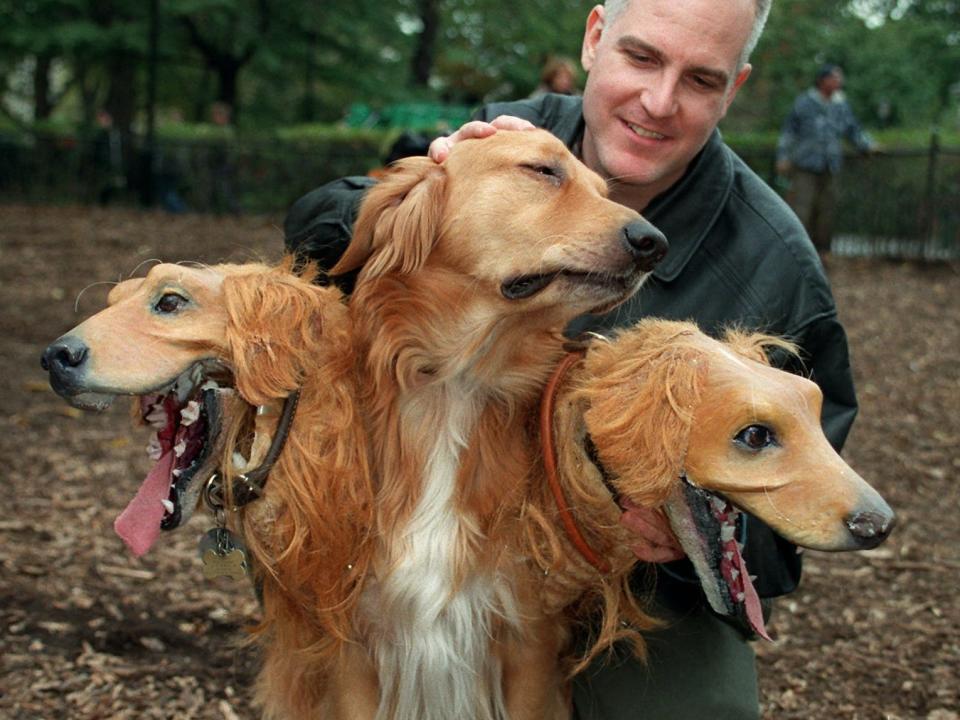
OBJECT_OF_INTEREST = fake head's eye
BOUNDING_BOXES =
[734,424,778,451]
[154,292,189,314]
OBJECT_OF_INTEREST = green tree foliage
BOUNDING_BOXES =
[732,0,960,131]
[1,0,957,134]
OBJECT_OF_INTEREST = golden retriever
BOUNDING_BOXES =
[326,129,667,720]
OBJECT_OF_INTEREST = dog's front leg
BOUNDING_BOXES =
[323,642,380,720]
[500,614,571,720]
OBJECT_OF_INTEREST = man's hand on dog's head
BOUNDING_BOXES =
[428,116,536,163]
[619,498,686,563]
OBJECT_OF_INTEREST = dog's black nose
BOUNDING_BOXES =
[622,219,668,272]
[40,335,90,378]
[844,509,896,549]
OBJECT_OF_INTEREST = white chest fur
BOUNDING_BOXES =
[372,385,519,720]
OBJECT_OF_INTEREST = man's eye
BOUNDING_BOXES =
[734,424,777,451]
[688,73,722,91]
[154,292,188,314]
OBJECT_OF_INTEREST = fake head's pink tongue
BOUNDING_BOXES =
[723,537,770,641]
[114,450,174,557]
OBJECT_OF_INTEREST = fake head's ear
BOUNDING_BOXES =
[332,156,446,279]
[721,326,798,368]
[221,266,348,405]
[575,321,707,507]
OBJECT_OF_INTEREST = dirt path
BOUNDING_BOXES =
[1,205,957,719]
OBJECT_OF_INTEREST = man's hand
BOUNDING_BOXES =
[428,115,536,163]
[620,498,685,563]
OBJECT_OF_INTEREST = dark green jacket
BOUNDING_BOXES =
[283,93,858,608]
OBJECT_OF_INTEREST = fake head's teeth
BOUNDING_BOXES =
[174,439,187,458]
[720,524,736,542]
[146,437,163,460]
[180,400,201,426]
[627,122,666,140]
[146,407,167,428]
[161,498,175,515]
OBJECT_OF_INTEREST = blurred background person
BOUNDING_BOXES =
[530,55,580,97]
[776,64,878,258]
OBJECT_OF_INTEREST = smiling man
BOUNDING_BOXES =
[284,1,859,717]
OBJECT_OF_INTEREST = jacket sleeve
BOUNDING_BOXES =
[283,175,378,291]
[776,97,802,164]
[794,312,859,450]
[840,101,875,154]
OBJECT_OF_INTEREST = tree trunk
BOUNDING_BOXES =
[411,0,439,87]
[33,53,53,121]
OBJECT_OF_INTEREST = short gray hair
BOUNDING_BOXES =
[603,0,772,70]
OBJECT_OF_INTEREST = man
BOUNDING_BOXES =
[777,64,877,256]
[283,1,858,717]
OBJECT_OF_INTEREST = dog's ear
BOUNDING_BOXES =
[221,266,349,405]
[575,321,707,507]
[332,156,446,279]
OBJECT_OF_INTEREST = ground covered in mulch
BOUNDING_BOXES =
[1,205,957,719]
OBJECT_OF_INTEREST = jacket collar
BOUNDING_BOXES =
[641,130,734,283]
[563,98,734,284]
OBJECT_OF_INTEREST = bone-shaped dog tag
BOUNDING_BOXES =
[198,528,249,581]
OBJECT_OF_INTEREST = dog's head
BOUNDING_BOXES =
[41,261,347,552]
[334,129,668,327]
[578,319,894,637]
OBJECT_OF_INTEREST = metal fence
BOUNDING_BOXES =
[3,132,958,259]
[737,138,960,260]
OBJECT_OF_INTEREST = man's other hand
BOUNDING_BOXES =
[428,116,536,163]
[620,498,685,563]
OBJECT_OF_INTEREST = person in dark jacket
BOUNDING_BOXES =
[283,1,857,718]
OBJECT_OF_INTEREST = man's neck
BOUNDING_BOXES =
[579,136,680,213]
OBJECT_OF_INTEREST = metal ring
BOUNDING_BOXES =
[203,472,225,512]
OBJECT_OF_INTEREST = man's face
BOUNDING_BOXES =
[579,0,755,205]
[819,69,844,98]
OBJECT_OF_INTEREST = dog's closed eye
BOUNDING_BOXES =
[520,163,564,186]
[734,424,778,452]
[154,292,189,315]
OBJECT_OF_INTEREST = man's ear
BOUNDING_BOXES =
[581,5,605,73]
[331,156,446,280]
[722,63,752,116]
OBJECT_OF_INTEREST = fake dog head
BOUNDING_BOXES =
[334,130,668,385]
[41,262,355,554]
[576,319,895,636]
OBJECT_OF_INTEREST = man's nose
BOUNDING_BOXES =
[640,73,680,119]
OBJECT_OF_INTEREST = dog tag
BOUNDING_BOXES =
[198,527,249,581]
